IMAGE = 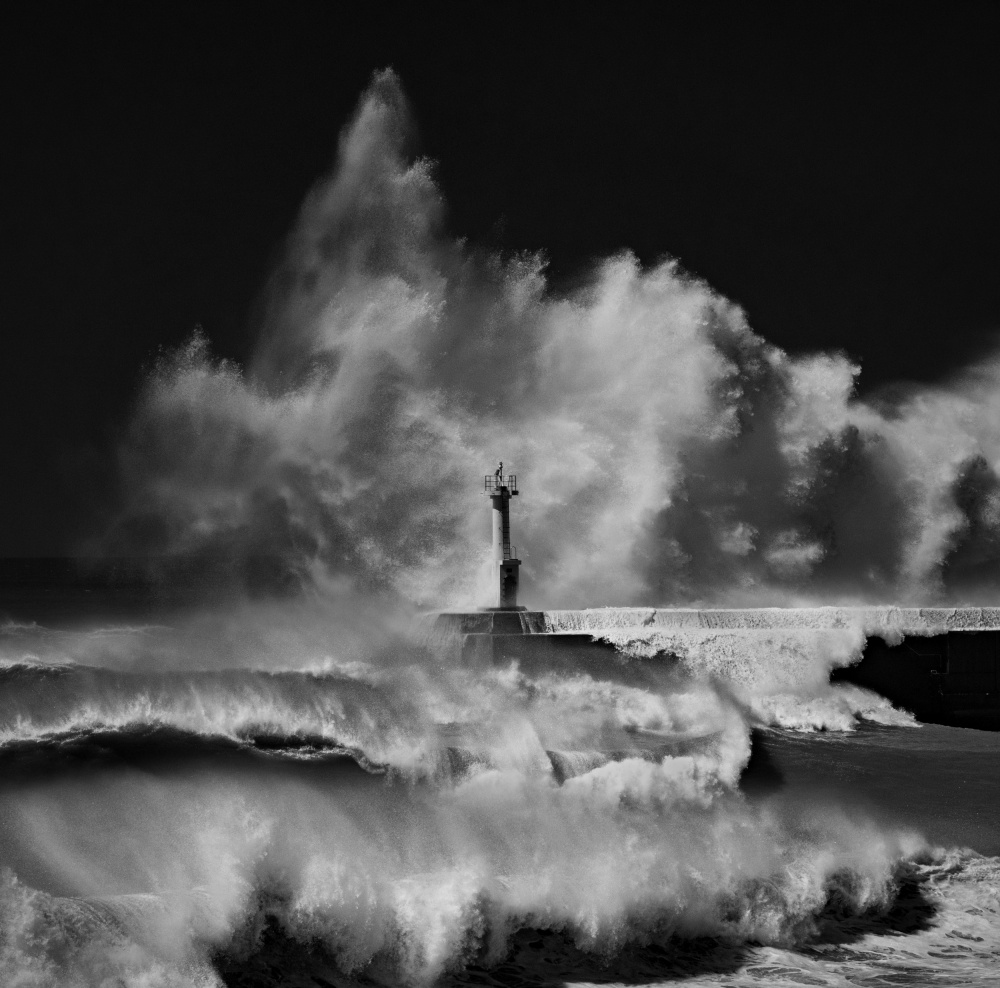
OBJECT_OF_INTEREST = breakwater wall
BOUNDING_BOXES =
[423,608,1000,730]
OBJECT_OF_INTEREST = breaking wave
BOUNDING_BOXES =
[0,606,943,985]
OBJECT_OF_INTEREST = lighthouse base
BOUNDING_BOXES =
[429,610,545,635]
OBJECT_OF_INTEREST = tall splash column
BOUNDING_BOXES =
[483,472,522,609]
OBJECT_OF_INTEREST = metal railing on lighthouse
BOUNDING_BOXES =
[483,474,518,495]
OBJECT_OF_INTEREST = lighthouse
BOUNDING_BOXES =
[482,468,523,610]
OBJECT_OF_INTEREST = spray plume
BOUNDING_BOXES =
[104,68,1000,609]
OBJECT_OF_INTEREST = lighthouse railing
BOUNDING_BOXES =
[483,474,517,494]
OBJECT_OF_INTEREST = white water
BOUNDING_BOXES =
[96,70,1000,612]
[0,606,969,986]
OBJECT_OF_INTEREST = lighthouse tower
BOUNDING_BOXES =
[482,469,523,610]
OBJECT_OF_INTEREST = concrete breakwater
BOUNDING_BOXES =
[422,607,1000,730]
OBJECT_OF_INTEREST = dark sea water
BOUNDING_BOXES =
[2,602,999,987]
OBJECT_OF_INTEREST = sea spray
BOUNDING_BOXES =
[0,607,944,985]
[0,738,924,986]
[99,71,1000,611]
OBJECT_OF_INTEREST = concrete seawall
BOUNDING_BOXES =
[422,607,1000,730]
[832,631,1000,729]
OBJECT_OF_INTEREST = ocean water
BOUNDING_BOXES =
[1,604,999,988]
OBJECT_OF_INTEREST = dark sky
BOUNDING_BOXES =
[3,3,999,556]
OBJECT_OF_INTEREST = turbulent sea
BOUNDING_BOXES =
[2,603,999,988]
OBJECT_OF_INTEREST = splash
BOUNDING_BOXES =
[101,69,1000,609]
[0,619,926,987]
[2,604,994,985]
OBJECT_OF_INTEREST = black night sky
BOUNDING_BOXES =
[3,3,1000,557]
